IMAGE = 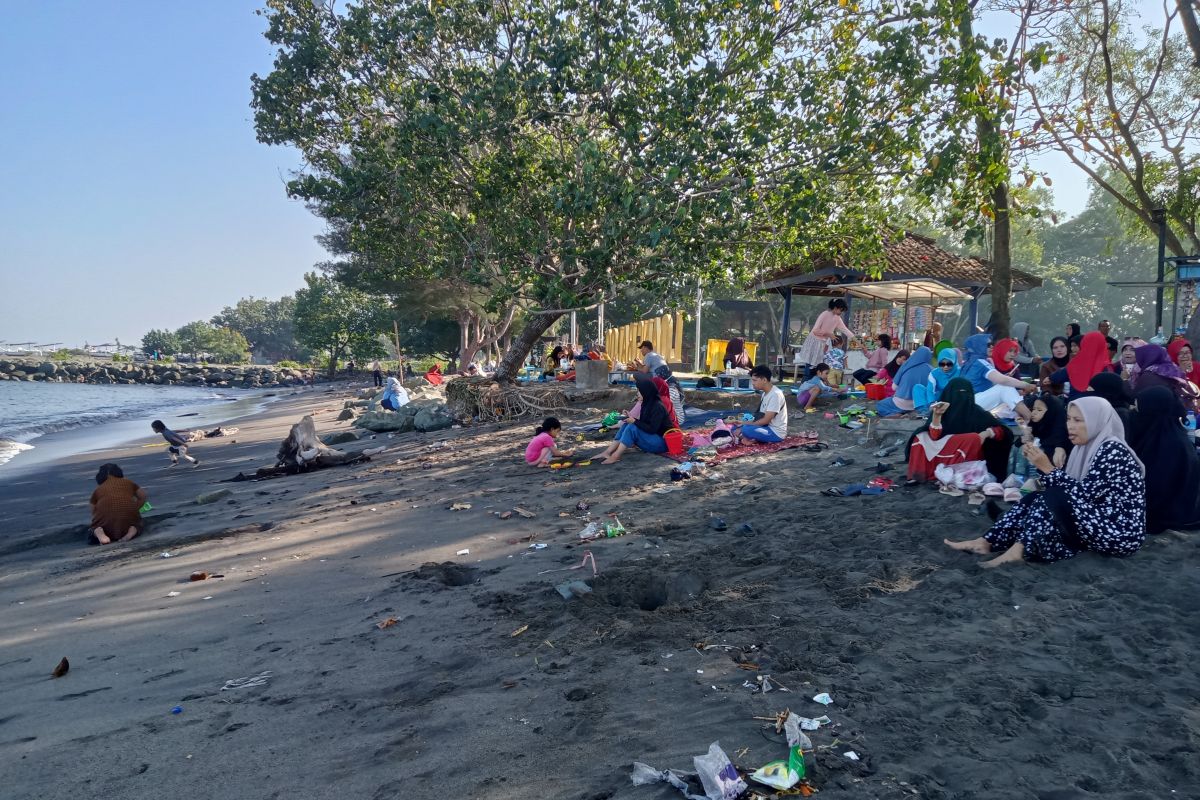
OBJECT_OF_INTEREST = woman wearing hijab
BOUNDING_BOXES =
[852,333,893,387]
[875,346,932,416]
[1038,336,1070,396]
[380,375,410,411]
[723,337,751,370]
[1010,322,1042,378]
[992,337,1021,377]
[1066,322,1082,339]
[653,365,685,426]
[1133,344,1200,411]
[1049,331,1112,400]
[946,397,1146,567]
[599,375,671,464]
[1022,394,1072,468]
[1167,339,1200,386]
[1086,372,1133,434]
[904,377,1014,483]
[961,333,1030,415]
[920,347,961,406]
[1127,386,1200,533]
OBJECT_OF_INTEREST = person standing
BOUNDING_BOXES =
[369,359,384,388]
[797,299,854,378]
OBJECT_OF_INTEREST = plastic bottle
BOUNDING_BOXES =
[725,360,731,372]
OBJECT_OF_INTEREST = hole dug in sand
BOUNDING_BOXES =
[597,570,708,612]
[411,562,479,587]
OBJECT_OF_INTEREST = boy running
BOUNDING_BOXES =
[151,420,200,467]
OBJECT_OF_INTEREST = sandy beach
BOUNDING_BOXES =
[1,382,1198,800]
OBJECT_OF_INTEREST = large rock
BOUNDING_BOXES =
[38,362,57,376]
[353,412,416,433]
[336,408,355,421]
[321,430,360,446]
[413,404,455,432]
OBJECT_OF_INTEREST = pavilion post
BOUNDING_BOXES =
[597,301,605,345]
[694,285,703,372]
[779,289,793,354]
[968,295,980,331]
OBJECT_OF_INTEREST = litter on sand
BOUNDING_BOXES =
[812,692,833,705]
[376,617,399,629]
[510,624,529,637]
[539,550,598,577]
[750,712,812,791]
[555,580,592,599]
[449,503,472,511]
[456,548,471,556]
[221,671,273,691]
[631,741,747,800]
[844,751,861,761]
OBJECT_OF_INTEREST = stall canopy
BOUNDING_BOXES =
[755,231,1043,351]
[828,278,971,304]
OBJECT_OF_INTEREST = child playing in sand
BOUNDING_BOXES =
[151,420,200,467]
[525,417,574,467]
[89,463,148,544]
[794,364,837,413]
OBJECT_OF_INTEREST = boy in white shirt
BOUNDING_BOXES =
[737,365,789,443]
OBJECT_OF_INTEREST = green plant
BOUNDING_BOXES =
[111,354,129,363]
[276,359,302,369]
[51,349,72,362]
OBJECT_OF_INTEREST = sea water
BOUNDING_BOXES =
[0,381,252,468]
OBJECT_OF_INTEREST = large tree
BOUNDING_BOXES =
[253,0,972,380]
[292,272,387,377]
[212,295,306,363]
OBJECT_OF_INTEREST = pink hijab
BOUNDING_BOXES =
[1064,396,1143,480]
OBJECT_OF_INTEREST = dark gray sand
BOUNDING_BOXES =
[1,385,1198,799]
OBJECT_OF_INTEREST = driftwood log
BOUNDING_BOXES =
[226,415,368,481]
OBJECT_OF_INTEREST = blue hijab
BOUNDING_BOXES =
[930,348,961,397]
[962,333,994,393]
[892,346,933,401]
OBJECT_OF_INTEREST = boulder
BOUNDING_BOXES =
[320,430,360,446]
[413,403,455,432]
[336,408,355,421]
[353,411,416,433]
[39,362,57,376]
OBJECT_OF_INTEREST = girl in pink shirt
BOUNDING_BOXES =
[797,298,855,374]
[525,417,574,466]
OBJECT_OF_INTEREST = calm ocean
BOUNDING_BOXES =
[0,382,256,469]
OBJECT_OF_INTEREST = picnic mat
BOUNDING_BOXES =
[680,409,740,428]
[663,433,819,464]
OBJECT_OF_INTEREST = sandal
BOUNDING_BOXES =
[938,484,964,497]
[830,456,855,467]
[802,442,829,453]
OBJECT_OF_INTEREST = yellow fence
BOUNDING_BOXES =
[604,312,685,368]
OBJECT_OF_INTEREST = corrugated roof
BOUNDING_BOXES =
[756,232,1043,295]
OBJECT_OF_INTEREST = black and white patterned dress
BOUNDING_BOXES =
[985,440,1146,562]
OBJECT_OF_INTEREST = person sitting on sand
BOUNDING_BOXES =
[723,337,752,370]
[794,363,837,414]
[1132,343,1199,412]
[90,463,147,545]
[638,340,667,374]
[945,397,1145,567]
[525,417,575,467]
[1048,330,1111,400]
[961,333,1031,416]
[734,365,789,443]
[599,375,672,463]
[1086,372,1133,434]
[1128,386,1200,534]
[381,375,409,411]
[852,333,892,388]
[875,346,932,417]
[424,363,445,386]
[904,377,1013,484]
[654,365,686,425]
[1023,394,1072,469]
[1038,336,1071,396]
[151,420,199,467]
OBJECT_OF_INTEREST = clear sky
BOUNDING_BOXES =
[1,1,1154,349]
[0,2,327,348]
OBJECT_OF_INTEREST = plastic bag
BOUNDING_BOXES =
[750,713,812,790]
[934,460,988,490]
[630,763,706,800]
[695,742,748,800]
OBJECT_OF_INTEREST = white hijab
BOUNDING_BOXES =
[1064,396,1144,479]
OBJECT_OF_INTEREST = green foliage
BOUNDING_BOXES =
[141,328,181,357]
[171,321,250,363]
[111,353,130,363]
[51,349,73,362]
[253,0,972,378]
[276,359,302,369]
[292,272,388,376]
[211,295,307,362]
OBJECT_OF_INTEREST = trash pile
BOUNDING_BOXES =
[630,705,853,799]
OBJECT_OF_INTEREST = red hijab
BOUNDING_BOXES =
[993,338,1019,375]
[1168,339,1200,384]
[1065,331,1112,393]
[652,376,679,428]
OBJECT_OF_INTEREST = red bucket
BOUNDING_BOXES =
[663,428,685,456]
[865,383,887,401]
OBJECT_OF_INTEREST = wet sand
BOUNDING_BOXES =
[0,382,1197,799]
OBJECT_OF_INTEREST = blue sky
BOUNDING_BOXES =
[0,1,1150,348]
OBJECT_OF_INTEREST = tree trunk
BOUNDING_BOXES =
[495,312,563,383]
[327,352,338,379]
[988,181,1014,340]
[1180,0,1200,68]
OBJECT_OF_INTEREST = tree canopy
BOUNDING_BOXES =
[253,0,976,378]
[292,272,387,376]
